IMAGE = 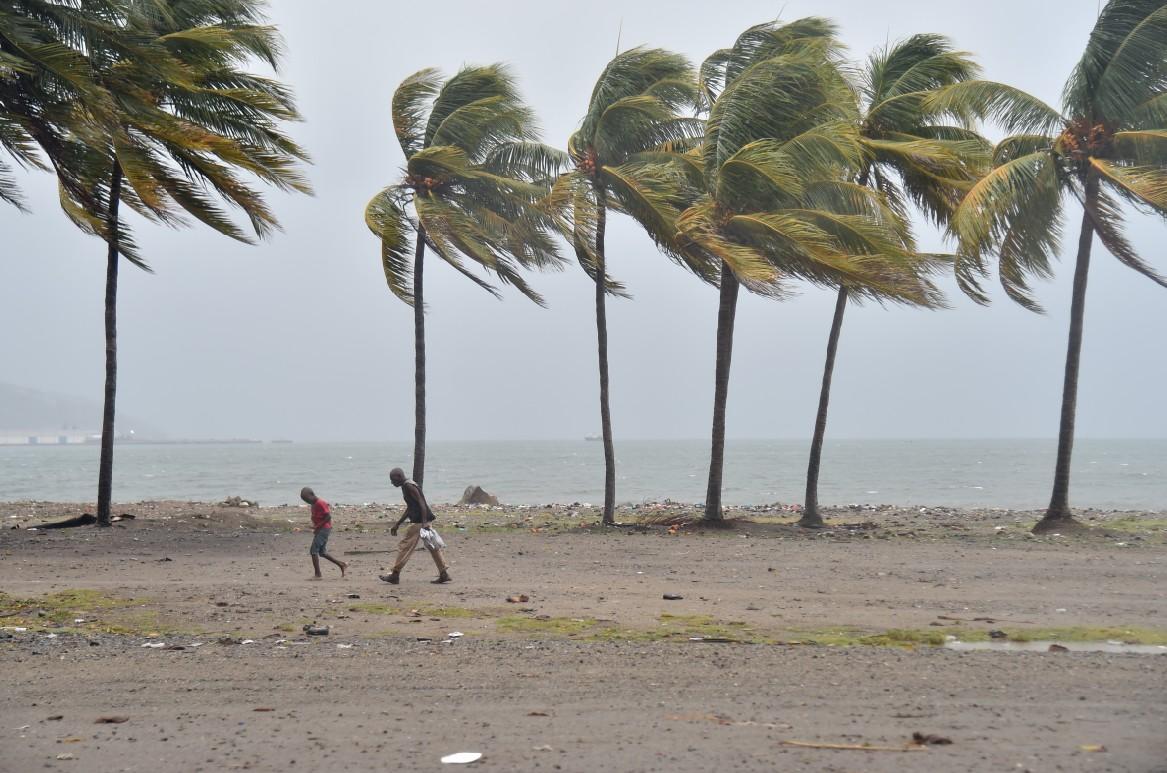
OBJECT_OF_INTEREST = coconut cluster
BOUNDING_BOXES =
[1057,119,1112,161]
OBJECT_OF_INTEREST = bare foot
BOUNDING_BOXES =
[340,562,349,579]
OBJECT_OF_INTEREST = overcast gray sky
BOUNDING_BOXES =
[1,0,1164,442]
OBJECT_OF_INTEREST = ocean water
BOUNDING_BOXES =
[1,438,1165,510]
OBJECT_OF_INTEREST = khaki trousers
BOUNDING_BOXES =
[391,522,448,574]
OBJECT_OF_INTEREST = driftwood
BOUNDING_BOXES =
[781,740,925,752]
[32,513,136,529]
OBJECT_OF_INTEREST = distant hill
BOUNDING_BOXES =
[0,382,164,436]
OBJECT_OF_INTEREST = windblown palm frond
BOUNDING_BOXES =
[366,64,565,306]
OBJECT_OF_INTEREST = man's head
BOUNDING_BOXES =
[389,468,406,487]
[300,487,317,504]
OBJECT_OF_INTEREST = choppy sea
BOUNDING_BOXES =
[1,438,1165,510]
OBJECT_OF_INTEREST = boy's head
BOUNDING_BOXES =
[389,468,406,487]
[300,487,317,504]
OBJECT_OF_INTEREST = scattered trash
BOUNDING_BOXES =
[217,637,242,645]
[347,593,361,599]
[253,708,275,712]
[55,753,76,761]
[527,711,550,717]
[240,639,256,645]
[662,593,683,601]
[215,601,229,607]
[1048,643,1070,653]
[532,744,553,752]
[141,642,166,649]
[506,594,530,603]
[448,632,464,638]
[336,643,353,649]
[689,636,739,643]
[303,625,330,636]
[95,717,129,725]
[221,496,258,508]
[157,557,173,562]
[911,732,952,746]
[440,752,483,764]
[988,630,1008,639]
[46,715,63,721]
[1079,744,1106,753]
[162,645,185,651]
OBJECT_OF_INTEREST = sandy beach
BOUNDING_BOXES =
[2,500,1165,772]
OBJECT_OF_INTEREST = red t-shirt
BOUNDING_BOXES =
[311,499,332,530]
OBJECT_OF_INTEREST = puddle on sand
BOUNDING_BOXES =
[945,640,1167,654]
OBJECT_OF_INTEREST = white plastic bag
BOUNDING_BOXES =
[420,526,446,550]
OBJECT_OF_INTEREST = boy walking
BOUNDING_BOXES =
[379,468,451,584]
[301,487,348,579]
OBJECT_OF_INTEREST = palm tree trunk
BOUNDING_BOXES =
[799,285,848,528]
[594,188,617,525]
[703,263,740,522]
[412,230,426,487]
[96,159,123,527]
[1037,174,1098,533]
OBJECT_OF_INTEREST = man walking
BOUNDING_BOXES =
[379,467,451,584]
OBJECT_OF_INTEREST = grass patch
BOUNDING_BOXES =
[496,616,597,636]
[0,588,203,636]
[1097,517,1167,533]
[1005,626,1167,645]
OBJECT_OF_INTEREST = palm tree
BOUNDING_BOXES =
[365,65,564,486]
[946,0,1167,533]
[44,0,311,525]
[557,47,706,525]
[686,19,945,522]
[798,34,991,528]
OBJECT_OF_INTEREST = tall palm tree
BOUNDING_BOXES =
[557,47,706,525]
[798,34,991,528]
[44,0,311,525]
[946,0,1167,533]
[686,19,945,522]
[365,65,564,486]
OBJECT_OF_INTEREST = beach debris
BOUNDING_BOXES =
[448,631,464,638]
[781,740,924,752]
[55,753,76,761]
[1048,644,1070,653]
[217,636,242,645]
[140,642,166,649]
[988,630,1008,639]
[221,496,258,508]
[33,513,96,529]
[911,732,952,746]
[440,752,483,764]
[253,708,275,712]
[662,593,683,601]
[532,744,554,752]
[1079,744,1106,753]
[95,717,129,725]
[46,716,64,721]
[346,593,360,599]
[506,594,530,603]
[336,643,353,649]
[459,486,499,506]
[689,636,739,643]
[527,711,550,717]
[303,625,330,636]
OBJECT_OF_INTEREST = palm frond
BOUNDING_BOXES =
[364,186,416,304]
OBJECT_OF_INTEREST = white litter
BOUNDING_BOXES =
[336,643,353,649]
[440,752,482,764]
[448,631,464,638]
[141,642,166,648]
[241,639,255,645]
